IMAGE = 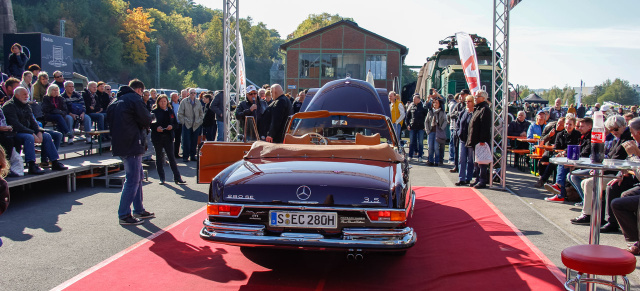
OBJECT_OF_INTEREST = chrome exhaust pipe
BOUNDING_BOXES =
[346,253,355,261]
[354,253,363,261]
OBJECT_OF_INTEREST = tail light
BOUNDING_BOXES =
[207,204,243,217]
[366,210,406,222]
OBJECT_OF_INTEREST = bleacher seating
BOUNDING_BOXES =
[4,124,151,192]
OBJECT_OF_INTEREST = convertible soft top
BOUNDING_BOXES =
[244,141,403,163]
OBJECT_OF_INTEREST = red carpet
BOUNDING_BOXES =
[56,187,564,290]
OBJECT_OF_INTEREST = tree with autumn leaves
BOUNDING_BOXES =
[120,7,155,65]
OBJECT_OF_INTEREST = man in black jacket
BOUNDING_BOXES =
[265,84,291,143]
[405,94,427,162]
[107,79,153,225]
[4,87,67,174]
[210,90,224,141]
[235,85,267,137]
[448,90,468,172]
[467,90,492,189]
[82,81,106,137]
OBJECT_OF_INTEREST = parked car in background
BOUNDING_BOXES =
[198,78,416,256]
[155,88,178,97]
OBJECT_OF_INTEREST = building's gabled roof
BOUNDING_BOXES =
[279,20,408,58]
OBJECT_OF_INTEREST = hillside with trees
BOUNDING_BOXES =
[9,3,418,90]
[11,0,283,89]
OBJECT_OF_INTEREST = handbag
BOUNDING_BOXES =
[9,148,24,176]
[435,127,446,144]
[69,102,85,115]
[475,143,493,164]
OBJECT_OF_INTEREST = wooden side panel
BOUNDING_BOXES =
[198,142,254,184]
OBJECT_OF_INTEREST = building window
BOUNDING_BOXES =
[299,54,321,78]
[299,53,366,79]
[366,55,387,79]
[337,54,364,79]
[322,54,338,78]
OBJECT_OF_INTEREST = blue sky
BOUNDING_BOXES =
[194,0,640,89]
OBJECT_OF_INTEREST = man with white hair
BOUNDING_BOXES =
[63,81,94,143]
[3,87,67,174]
[265,84,291,143]
[467,90,492,189]
[508,111,530,138]
[82,81,107,139]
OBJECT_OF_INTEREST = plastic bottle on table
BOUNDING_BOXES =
[591,111,605,163]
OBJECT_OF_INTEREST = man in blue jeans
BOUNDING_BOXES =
[107,79,153,225]
[4,87,67,174]
[211,90,225,141]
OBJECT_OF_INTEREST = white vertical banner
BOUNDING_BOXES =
[456,32,481,94]
[576,79,583,106]
[237,32,247,96]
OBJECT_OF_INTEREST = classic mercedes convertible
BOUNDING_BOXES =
[198,78,416,254]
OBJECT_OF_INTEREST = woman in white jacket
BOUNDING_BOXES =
[424,99,448,166]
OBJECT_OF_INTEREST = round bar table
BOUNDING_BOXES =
[551,157,640,291]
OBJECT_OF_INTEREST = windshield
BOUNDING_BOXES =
[287,114,394,145]
[437,55,492,68]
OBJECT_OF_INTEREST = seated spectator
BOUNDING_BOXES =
[62,81,93,143]
[19,71,33,101]
[0,77,20,105]
[533,117,565,187]
[508,111,530,150]
[508,111,530,137]
[611,117,640,254]
[96,82,112,115]
[42,84,74,144]
[27,64,40,85]
[544,117,581,202]
[3,87,67,174]
[599,115,634,233]
[566,118,593,220]
[527,111,546,139]
[624,112,634,125]
[81,81,107,139]
[32,71,49,103]
[0,105,18,177]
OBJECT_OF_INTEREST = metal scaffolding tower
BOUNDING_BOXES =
[491,0,510,189]
[223,0,242,141]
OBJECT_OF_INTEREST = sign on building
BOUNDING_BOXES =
[3,33,74,78]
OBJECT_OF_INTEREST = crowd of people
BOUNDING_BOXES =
[401,88,494,189]
[503,96,640,255]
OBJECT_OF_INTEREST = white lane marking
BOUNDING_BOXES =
[51,206,206,291]
[435,167,455,187]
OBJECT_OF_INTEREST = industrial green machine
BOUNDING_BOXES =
[415,34,497,98]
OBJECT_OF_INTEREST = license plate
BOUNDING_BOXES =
[269,211,337,229]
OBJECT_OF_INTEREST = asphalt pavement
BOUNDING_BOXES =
[1,152,639,290]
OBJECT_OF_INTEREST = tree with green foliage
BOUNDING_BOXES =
[597,78,639,105]
[288,13,354,40]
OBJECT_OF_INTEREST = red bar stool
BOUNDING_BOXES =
[561,244,636,290]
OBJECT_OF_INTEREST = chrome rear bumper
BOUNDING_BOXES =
[200,220,416,251]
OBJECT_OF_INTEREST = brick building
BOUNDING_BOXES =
[279,20,408,94]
